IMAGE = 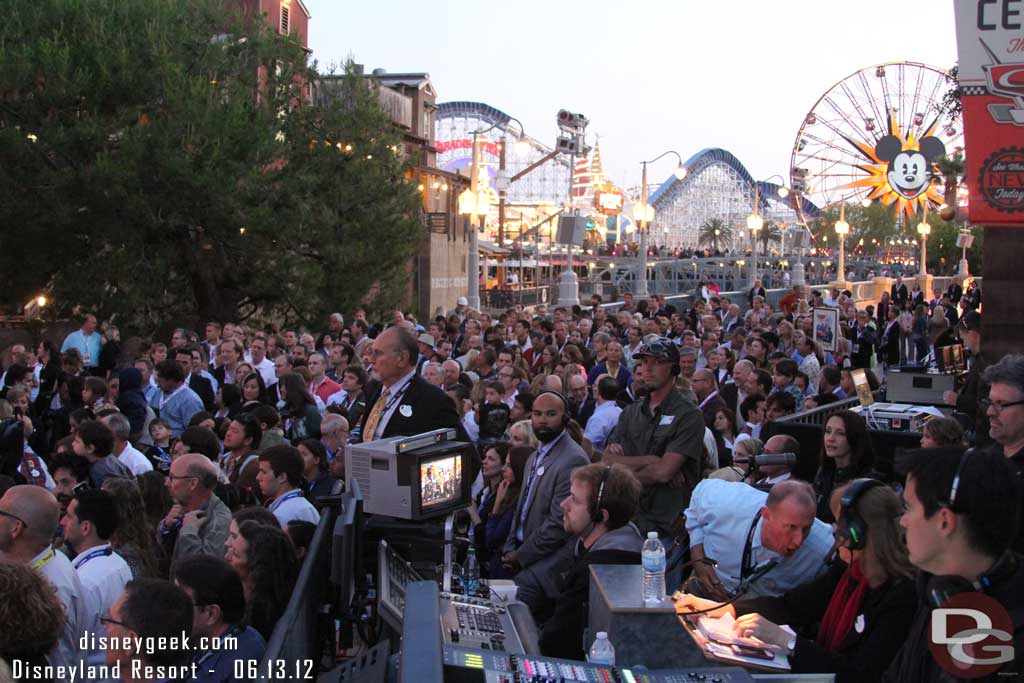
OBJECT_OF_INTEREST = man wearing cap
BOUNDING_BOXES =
[602,337,705,538]
[942,310,990,446]
[416,333,435,372]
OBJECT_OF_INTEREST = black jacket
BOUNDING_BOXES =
[539,524,643,661]
[189,373,216,413]
[736,561,917,683]
[356,374,463,441]
[883,552,1024,683]
[812,461,884,524]
[850,324,877,370]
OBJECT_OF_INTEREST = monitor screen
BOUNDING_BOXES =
[419,455,462,509]
[851,368,874,407]
[937,343,966,374]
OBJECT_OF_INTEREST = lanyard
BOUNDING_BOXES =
[32,548,56,570]
[74,545,112,569]
[269,489,303,512]
[159,383,187,410]
[740,510,763,581]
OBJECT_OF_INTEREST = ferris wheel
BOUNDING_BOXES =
[790,61,963,225]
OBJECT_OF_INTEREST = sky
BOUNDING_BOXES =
[305,0,959,191]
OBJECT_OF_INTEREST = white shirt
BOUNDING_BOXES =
[115,442,153,476]
[584,400,622,451]
[462,411,480,443]
[72,543,133,653]
[268,489,320,526]
[684,479,833,599]
[35,546,88,670]
[373,369,416,440]
[253,357,276,387]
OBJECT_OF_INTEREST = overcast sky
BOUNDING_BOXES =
[306,0,958,189]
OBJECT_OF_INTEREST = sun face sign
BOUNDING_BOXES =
[876,134,946,200]
[842,112,947,220]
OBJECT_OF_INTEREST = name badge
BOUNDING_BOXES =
[659,415,674,426]
[536,465,545,478]
[399,405,413,418]
[854,614,865,633]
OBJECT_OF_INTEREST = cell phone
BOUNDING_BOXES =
[730,643,774,661]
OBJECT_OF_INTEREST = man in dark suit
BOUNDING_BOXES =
[692,368,726,429]
[355,327,462,442]
[503,391,589,613]
[890,276,909,308]
[175,346,215,412]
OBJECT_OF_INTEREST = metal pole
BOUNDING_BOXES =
[636,161,650,297]
[557,144,580,307]
[466,133,481,310]
[748,186,759,288]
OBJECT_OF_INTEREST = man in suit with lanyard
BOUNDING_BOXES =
[502,391,589,613]
[356,326,462,442]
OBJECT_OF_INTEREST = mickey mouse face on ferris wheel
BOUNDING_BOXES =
[874,135,946,201]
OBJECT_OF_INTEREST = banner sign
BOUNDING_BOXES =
[954,1,1024,224]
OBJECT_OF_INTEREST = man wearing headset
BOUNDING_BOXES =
[502,391,590,612]
[882,446,1023,682]
[538,464,644,661]
[601,337,705,539]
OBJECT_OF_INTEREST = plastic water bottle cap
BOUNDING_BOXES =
[647,531,658,539]
[596,632,607,640]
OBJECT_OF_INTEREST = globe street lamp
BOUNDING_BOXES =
[746,186,764,287]
[457,117,526,310]
[917,205,931,278]
[834,203,850,286]
[635,151,686,297]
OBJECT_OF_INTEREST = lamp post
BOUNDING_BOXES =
[457,118,526,310]
[746,185,763,287]
[917,205,931,278]
[834,203,850,287]
[635,151,686,297]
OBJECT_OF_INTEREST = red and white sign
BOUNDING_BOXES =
[594,187,625,216]
[955,1,1024,225]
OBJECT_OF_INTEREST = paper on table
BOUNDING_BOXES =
[696,613,762,648]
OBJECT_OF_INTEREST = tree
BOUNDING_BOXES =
[697,218,732,251]
[757,222,782,256]
[0,0,422,330]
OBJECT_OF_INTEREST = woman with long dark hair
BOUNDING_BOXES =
[102,477,163,578]
[225,520,299,641]
[279,373,321,443]
[711,407,738,467]
[812,410,879,523]
[676,481,917,683]
[484,445,530,579]
[469,441,510,574]
[298,438,334,499]
[239,371,270,410]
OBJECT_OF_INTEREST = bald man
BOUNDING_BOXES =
[159,454,232,569]
[0,485,88,668]
[542,374,563,394]
[692,368,727,428]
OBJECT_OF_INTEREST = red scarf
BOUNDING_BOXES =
[816,559,870,652]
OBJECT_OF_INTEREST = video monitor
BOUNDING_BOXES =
[851,368,874,407]
[419,454,463,511]
[937,343,966,374]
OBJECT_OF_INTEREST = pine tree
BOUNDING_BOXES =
[0,0,422,329]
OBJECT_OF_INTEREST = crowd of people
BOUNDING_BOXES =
[0,273,1020,682]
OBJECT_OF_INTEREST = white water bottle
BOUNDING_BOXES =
[642,531,666,605]
[588,631,616,665]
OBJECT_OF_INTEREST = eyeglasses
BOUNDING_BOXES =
[979,398,1024,414]
[166,474,199,482]
[0,510,28,529]
[99,614,128,628]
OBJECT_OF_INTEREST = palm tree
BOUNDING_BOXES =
[937,152,966,221]
[757,222,782,255]
[698,218,732,252]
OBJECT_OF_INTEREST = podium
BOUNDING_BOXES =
[588,564,707,669]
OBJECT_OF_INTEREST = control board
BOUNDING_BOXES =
[442,645,755,683]
[378,539,423,631]
[441,592,525,654]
